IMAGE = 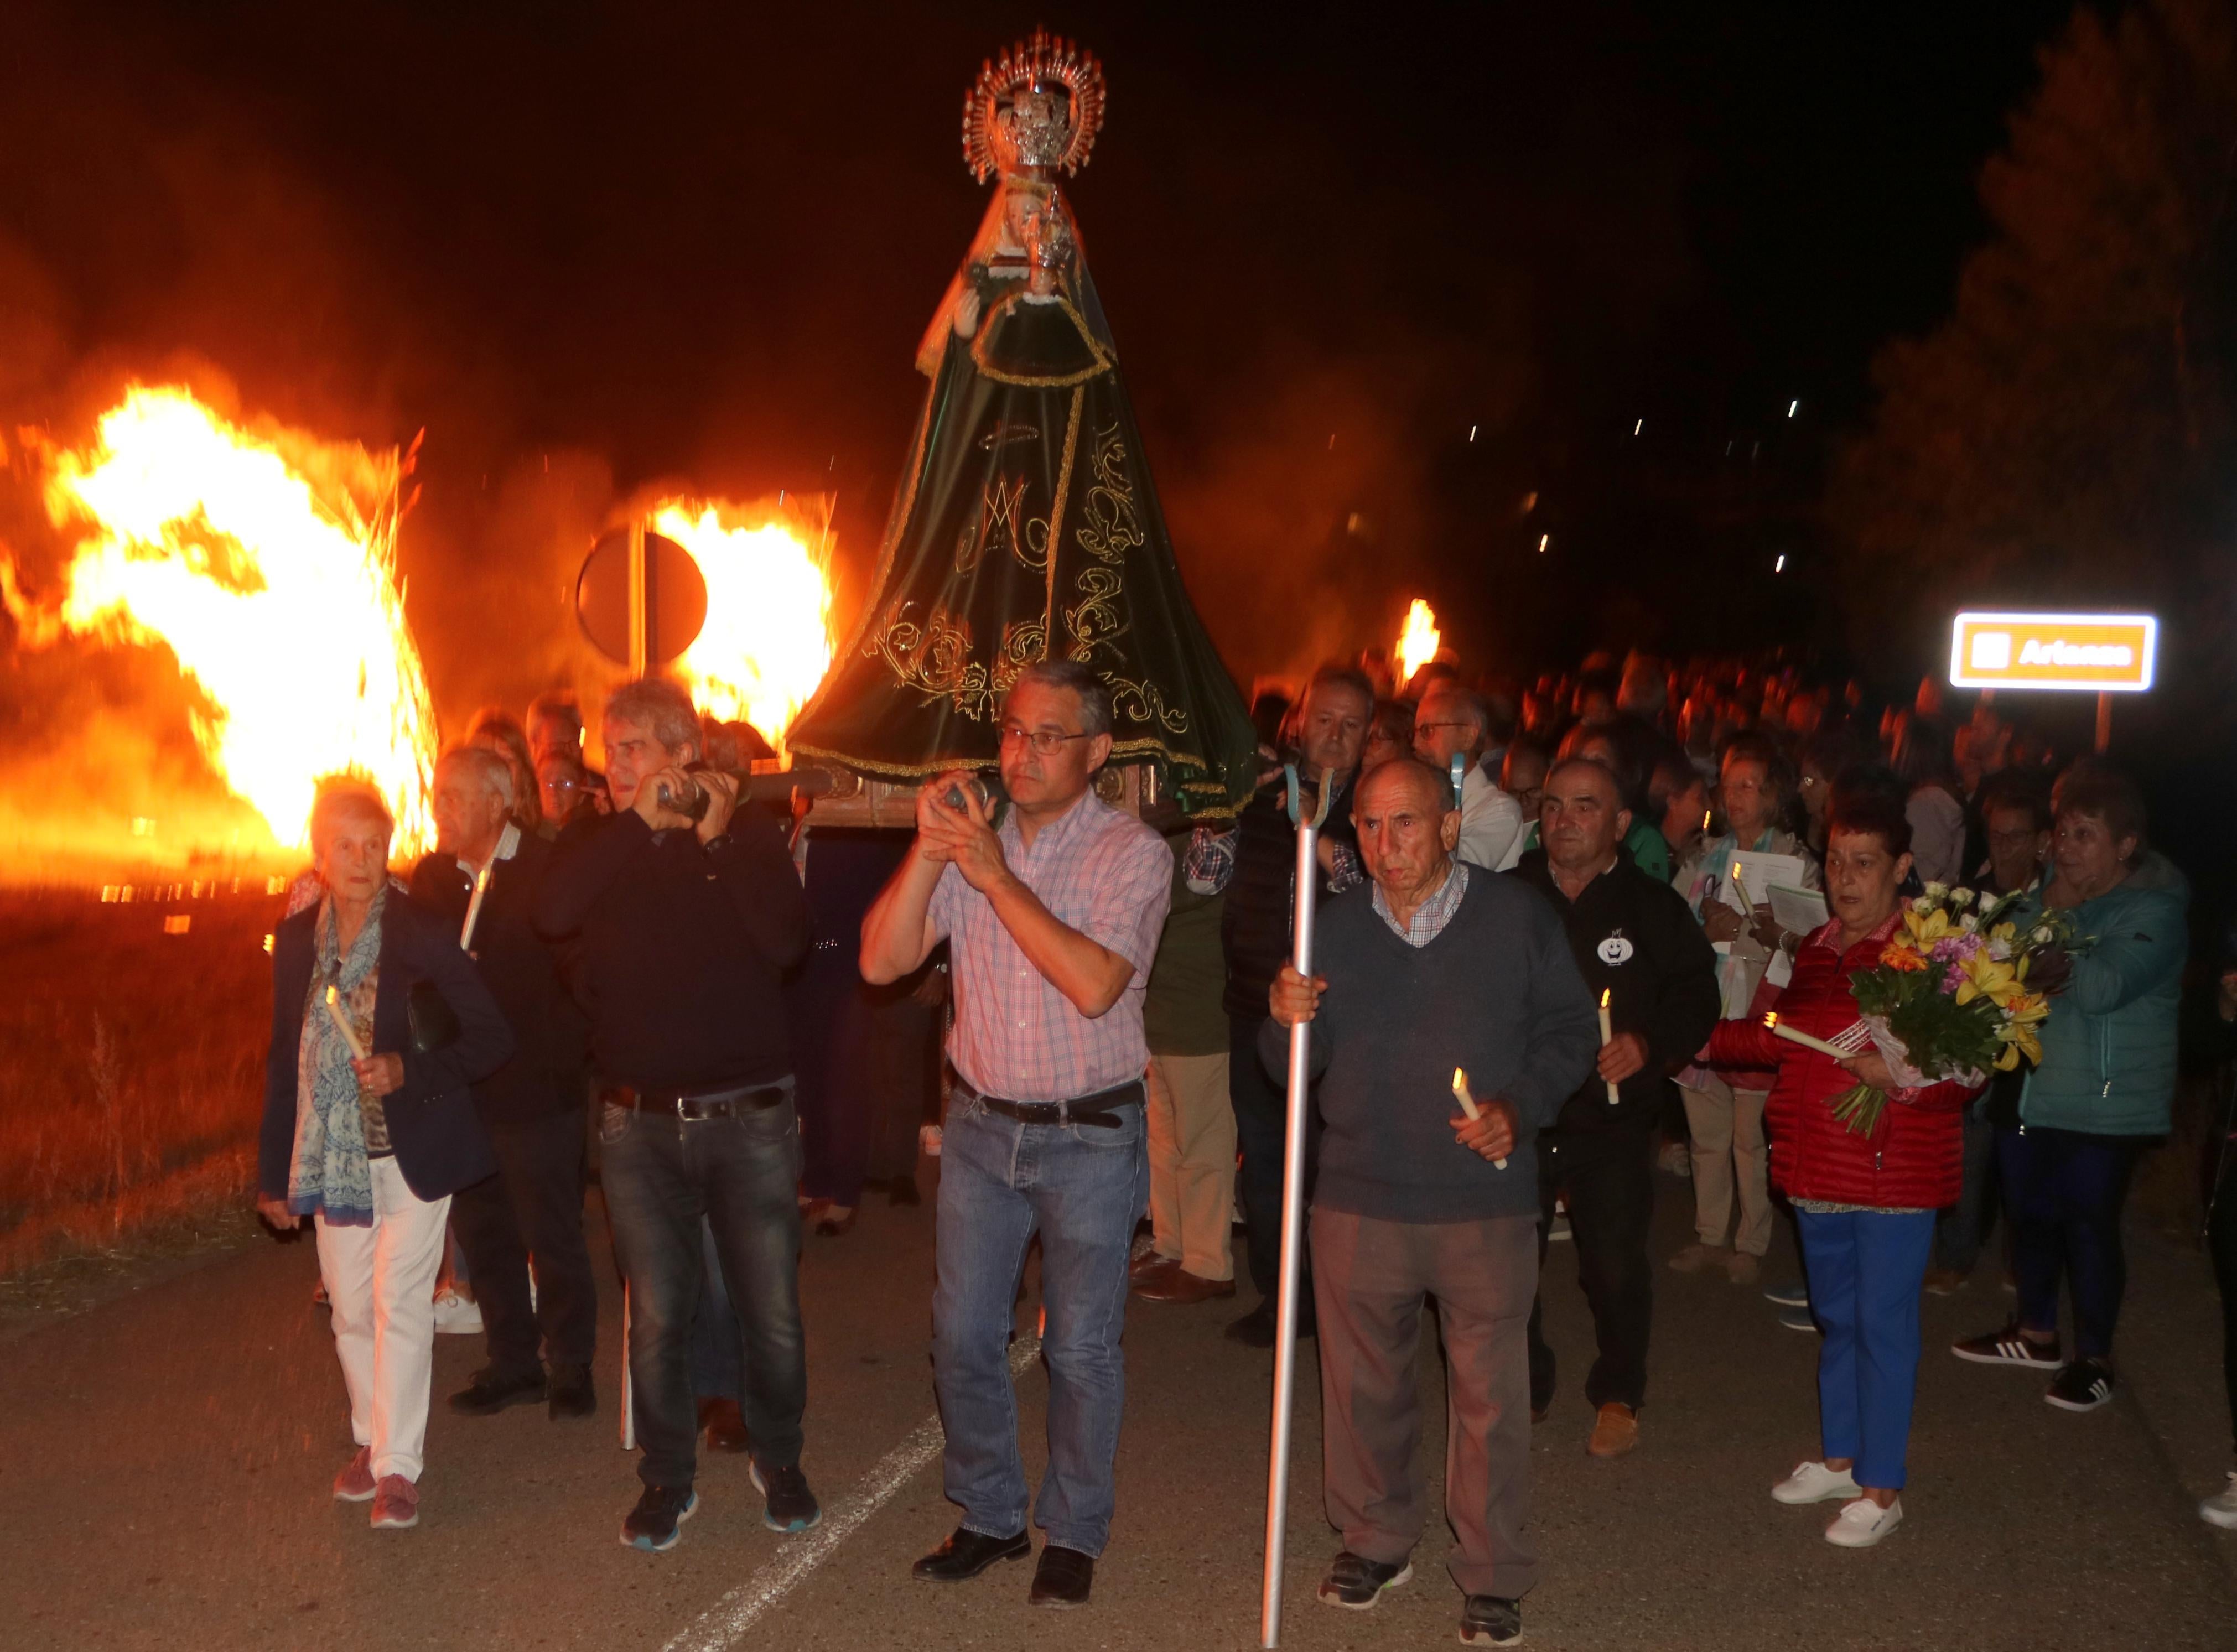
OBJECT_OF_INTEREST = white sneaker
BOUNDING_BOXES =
[433,1289,483,1335]
[1771,1460,1860,1505]
[2202,1472,2237,1530]
[1824,1495,1903,1547]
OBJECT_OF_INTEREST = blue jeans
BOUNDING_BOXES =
[1797,1208,1934,1491]
[601,1087,805,1489]
[2000,1125,2144,1360]
[691,1218,741,1402]
[932,1088,1148,1556]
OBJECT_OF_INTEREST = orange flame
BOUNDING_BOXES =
[1395,598,1441,686]
[29,386,438,854]
[653,499,834,760]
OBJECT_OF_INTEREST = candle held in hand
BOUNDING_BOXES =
[459,863,492,951]
[1597,988,1620,1104]
[1729,861,1754,916]
[1451,1066,1505,1169]
[324,984,370,1061]
[1762,1011,1853,1060]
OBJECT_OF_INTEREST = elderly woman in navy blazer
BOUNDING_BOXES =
[256,775,512,1531]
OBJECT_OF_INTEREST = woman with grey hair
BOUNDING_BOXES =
[255,775,513,1531]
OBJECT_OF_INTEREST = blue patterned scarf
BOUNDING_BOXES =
[286,886,386,1225]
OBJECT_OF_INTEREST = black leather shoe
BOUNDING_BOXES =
[1029,1544,1094,1608]
[547,1363,597,1420]
[449,1366,545,1416]
[912,1526,1031,1582]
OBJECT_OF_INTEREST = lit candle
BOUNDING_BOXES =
[459,863,492,951]
[1762,1011,1852,1060]
[1597,988,1619,1104]
[1452,1066,1505,1169]
[1729,860,1754,915]
[324,983,369,1062]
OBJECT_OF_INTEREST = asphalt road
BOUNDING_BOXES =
[4,1161,2233,1651]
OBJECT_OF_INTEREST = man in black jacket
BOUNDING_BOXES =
[1207,663,1370,1347]
[536,678,814,1554]
[412,746,598,1423]
[1508,756,1720,1458]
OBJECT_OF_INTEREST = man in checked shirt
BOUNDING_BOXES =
[861,659,1172,1611]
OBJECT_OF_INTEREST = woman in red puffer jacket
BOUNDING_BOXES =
[1707,768,1976,1552]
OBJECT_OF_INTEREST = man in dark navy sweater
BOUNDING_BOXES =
[1508,756,1720,1459]
[536,678,812,1554]
[1268,756,1597,1646]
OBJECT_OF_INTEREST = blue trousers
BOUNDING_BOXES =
[601,1089,806,1489]
[1796,1208,1934,1491]
[932,1089,1147,1556]
[1999,1125,2142,1361]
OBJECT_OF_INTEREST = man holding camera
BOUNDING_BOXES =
[535,677,814,1553]
[860,660,1172,1609]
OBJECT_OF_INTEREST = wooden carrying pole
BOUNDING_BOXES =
[1261,766,1333,1648]
[2096,689,2111,755]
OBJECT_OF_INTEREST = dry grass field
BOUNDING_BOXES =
[0,888,282,1277]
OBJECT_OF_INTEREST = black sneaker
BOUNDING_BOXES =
[1950,1323,2061,1368]
[2046,1358,2116,1412]
[449,1366,546,1416]
[750,1460,822,1534]
[1316,1550,1412,1610]
[620,1485,698,1552]
[1460,1594,1524,1646]
[546,1363,597,1421]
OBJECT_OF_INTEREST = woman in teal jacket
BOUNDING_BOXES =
[1953,768,2185,1412]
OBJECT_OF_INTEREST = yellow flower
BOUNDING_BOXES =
[1956,955,2020,1006]
[1904,907,1953,946]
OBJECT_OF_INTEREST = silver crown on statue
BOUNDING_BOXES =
[962,28,1107,184]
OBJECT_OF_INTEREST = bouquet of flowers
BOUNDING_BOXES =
[1818,884,2080,1137]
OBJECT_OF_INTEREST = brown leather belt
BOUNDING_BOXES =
[601,1079,790,1121]
[953,1076,1144,1129]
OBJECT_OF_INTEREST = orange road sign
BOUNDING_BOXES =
[1948,612,2156,693]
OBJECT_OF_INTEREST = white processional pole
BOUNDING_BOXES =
[1262,763,1333,1648]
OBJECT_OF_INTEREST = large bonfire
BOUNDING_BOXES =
[4,385,439,858]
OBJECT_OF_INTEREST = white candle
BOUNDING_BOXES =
[459,863,492,951]
[1763,1012,1852,1060]
[1597,988,1620,1104]
[1452,1066,1506,1169]
[1729,860,1754,915]
[324,984,369,1062]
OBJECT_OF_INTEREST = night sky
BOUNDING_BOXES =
[0,1,2077,715]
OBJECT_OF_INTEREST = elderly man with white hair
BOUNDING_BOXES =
[1411,679,1526,873]
[257,774,513,1531]
[411,745,599,1424]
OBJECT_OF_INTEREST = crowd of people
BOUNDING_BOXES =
[251,645,2235,1645]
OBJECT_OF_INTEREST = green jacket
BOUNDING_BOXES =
[2016,854,2187,1137]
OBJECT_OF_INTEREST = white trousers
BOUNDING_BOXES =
[314,1156,451,1483]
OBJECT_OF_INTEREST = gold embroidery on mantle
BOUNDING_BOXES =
[1063,565,1128,661]
[1076,424,1143,565]
[862,599,996,720]
[1103,673,1190,735]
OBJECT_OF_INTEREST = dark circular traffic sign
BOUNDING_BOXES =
[575,527,708,666]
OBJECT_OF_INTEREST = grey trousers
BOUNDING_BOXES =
[1311,1207,1540,1600]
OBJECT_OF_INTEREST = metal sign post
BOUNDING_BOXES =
[1261,765,1333,1649]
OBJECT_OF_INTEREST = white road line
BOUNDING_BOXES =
[661,1334,1042,1652]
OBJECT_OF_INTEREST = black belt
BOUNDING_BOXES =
[954,1076,1144,1129]
[601,1079,790,1121]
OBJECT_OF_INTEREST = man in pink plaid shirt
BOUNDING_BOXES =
[861,659,1171,1611]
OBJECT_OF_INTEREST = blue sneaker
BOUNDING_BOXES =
[1777,1303,1817,1333]
[751,1459,823,1534]
[621,1485,697,1551]
[1763,1279,1809,1309]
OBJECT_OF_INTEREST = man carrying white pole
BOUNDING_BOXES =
[1265,757,1598,1647]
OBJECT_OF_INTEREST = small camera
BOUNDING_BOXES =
[657,765,711,823]
[943,776,989,814]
